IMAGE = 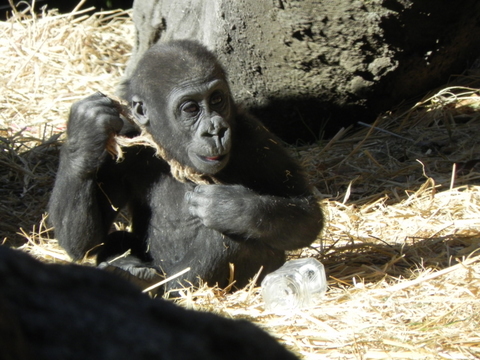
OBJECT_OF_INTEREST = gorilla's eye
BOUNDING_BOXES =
[182,102,200,114]
[210,92,223,106]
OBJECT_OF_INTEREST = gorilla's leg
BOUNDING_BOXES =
[97,231,164,290]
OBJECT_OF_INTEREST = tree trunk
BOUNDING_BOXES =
[125,0,480,142]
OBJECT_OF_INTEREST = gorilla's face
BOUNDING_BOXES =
[131,77,234,175]
[128,41,236,175]
[171,78,233,174]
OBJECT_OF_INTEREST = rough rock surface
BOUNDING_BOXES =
[125,0,480,142]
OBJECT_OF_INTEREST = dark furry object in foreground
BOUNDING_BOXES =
[0,247,298,360]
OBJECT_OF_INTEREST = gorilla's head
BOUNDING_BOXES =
[123,40,235,175]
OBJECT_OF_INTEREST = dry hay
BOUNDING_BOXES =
[0,2,133,245]
[1,4,480,360]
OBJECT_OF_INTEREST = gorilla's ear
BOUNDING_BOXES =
[131,95,149,125]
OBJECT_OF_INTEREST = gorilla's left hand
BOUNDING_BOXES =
[186,184,261,237]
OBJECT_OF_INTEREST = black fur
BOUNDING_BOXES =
[0,246,299,360]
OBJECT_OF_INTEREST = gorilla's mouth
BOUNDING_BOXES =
[200,154,226,163]
[192,153,230,173]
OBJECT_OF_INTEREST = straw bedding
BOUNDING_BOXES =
[1,5,479,359]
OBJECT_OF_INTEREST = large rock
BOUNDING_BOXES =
[0,247,297,360]
[125,0,480,142]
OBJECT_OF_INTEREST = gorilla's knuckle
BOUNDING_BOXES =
[72,101,96,119]
[200,215,216,228]
[73,94,114,116]
[70,99,86,114]
[83,104,115,121]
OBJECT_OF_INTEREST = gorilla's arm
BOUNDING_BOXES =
[186,114,323,251]
[186,184,322,250]
[49,93,127,260]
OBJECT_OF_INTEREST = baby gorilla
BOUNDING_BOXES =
[49,40,324,292]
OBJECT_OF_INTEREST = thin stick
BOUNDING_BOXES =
[450,163,457,190]
[357,121,414,142]
[337,117,380,167]
[315,125,350,158]
[142,267,191,293]
[382,254,480,293]
[69,0,89,18]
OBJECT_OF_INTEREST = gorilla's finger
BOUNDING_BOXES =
[193,185,207,193]
[184,191,193,203]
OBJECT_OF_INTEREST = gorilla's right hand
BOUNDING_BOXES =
[65,92,124,174]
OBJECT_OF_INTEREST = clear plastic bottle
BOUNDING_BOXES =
[261,258,327,312]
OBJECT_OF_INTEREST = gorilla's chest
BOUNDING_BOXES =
[143,176,233,268]
[146,177,217,243]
